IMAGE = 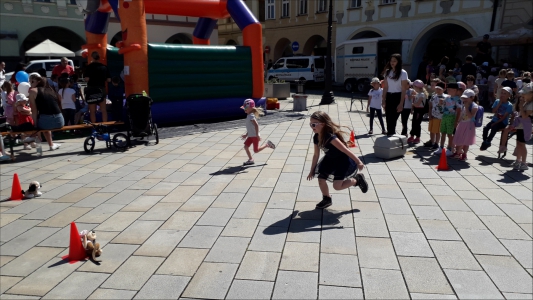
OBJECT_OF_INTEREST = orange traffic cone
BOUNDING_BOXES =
[348,130,357,148]
[61,222,87,263]
[436,149,449,171]
[10,173,24,201]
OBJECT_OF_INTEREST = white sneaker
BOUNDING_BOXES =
[267,140,276,149]
[30,142,37,148]
[513,161,522,170]
[433,147,443,155]
[519,163,529,171]
[49,143,61,151]
[445,149,454,157]
[23,137,35,143]
[510,161,520,168]
[23,145,32,150]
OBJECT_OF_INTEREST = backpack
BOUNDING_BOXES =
[474,104,484,127]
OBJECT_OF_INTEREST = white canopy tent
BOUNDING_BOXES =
[25,39,75,58]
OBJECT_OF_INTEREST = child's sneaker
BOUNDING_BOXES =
[368,130,373,135]
[49,143,61,151]
[30,142,37,148]
[413,138,420,144]
[452,153,462,159]
[407,136,414,143]
[519,163,529,171]
[266,140,276,149]
[316,196,332,209]
[423,140,433,147]
[510,161,520,168]
[243,159,255,166]
[354,173,368,193]
[445,149,454,157]
[0,155,11,162]
[459,154,467,161]
[480,141,490,151]
[431,143,439,150]
[23,144,32,150]
[433,147,443,155]
[513,161,522,170]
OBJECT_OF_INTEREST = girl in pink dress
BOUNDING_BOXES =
[453,89,479,161]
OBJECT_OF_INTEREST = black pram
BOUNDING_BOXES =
[125,94,159,145]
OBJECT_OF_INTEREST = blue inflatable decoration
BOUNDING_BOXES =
[15,71,29,83]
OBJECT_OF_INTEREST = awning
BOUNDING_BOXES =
[460,20,533,47]
[25,39,75,57]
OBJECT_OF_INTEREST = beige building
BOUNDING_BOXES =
[218,0,337,64]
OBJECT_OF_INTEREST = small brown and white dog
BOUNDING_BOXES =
[23,181,42,199]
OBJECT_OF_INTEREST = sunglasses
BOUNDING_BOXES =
[310,122,322,128]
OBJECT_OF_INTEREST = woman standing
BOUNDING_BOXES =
[382,54,409,136]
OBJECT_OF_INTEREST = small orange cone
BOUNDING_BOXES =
[348,131,357,148]
[436,149,449,171]
[61,222,87,263]
[10,173,24,201]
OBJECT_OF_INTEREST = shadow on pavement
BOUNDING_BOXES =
[263,209,360,235]
[209,164,267,176]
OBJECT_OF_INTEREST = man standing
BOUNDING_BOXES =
[52,57,75,77]
[475,34,492,65]
[460,55,477,81]
[84,51,111,123]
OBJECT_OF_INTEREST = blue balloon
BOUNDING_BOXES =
[15,71,29,83]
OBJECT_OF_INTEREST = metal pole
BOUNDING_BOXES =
[319,0,335,105]
[490,0,499,31]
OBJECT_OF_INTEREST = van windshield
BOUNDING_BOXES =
[25,64,42,74]
[286,59,309,69]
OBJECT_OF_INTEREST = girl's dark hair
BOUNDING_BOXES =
[1,81,13,94]
[385,54,403,81]
[59,77,69,98]
[32,76,46,88]
[310,111,349,148]
[472,95,479,104]
[440,56,449,65]
[466,75,475,82]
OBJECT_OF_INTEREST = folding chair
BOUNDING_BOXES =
[350,92,364,111]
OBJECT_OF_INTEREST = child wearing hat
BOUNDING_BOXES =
[12,94,37,150]
[435,82,459,157]
[366,77,386,135]
[480,87,514,150]
[453,89,478,161]
[409,80,428,144]
[241,99,276,165]
[426,81,447,151]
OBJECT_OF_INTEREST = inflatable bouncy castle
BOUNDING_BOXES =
[79,0,263,124]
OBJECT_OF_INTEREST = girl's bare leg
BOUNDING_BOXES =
[333,178,356,191]
[318,178,330,197]
[42,131,53,147]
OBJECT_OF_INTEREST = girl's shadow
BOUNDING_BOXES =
[263,209,360,235]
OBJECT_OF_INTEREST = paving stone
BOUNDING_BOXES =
[5,257,78,296]
[476,255,533,294]
[249,225,287,252]
[205,236,250,264]
[98,180,137,193]
[21,203,71,220]
[501,293,533,299]
[279,242,319,272]
[156,248,209,276]
[143,182,180,196]
[221,218,259,238]
[320,226,356,255]
[76,204,124,224]
[411,206,448,220]
[42,272,109,299]
[211,192,245,208]
[0,256,15,267]
[433,196,471,211]
[101,256,164,290]
[286,219,322,242]
[319,253,361,288]
[267,193,296,209]
[37,207,92,228]
[0,226,60,256]
[390,232,434,257]
[134,230,186,257]
[403,189,438,206]
[361,268,409,299]
[54,187,101,203]
[226,280,274,300]
[479,215,531,240]
[133,275,190,299]
[429,240,482,270]
[73,193,117,208]
[398,257,453,294]
[0,247,63,276]
[112,220,162,244]
[105,189,146,205]
[78,244,138,273]
[160,185,200,203]
[444,269,504,299]
[445,211,487,230]
[2,199,52,215]
[178,225,223,249]
[182,262,238,299]
[160,211,202,231]
[121,196,161,212]
[419,220,462,241]
[139,203,179,221]
[497,204,533,224]
[272,270,318,300]
[0,276,22,295]
[410,293,457,299]
[500,239,532,269]
[0,219,41,242]
[259,208,293,228]
[94,212,143,232]
[464,200,505,216]
[42,183,84,199]
[0,213,23,228]
[318,286,364,299]
[233,202,267,219]
[235,251,281,281]
[503,185,533,201]
[178,195,217,211]
[457,229,509,255]
[379,198,413,215]
[196,208,235,227]
[385,214,422,232]
[357,237,400,269]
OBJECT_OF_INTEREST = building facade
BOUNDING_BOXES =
[0,0,216,69]
[335,0,507,78]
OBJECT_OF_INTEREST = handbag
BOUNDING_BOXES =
[85,86,104,104]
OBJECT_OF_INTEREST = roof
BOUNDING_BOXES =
[460,20,533,46]
[25,39,75,57]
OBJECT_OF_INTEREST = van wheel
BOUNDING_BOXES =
[344,80,355,92]
[357,80,369,93]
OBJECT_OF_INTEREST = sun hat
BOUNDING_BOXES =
[413,80,424,88]
[461,89,475,98]
[241,99,255,109]
[16,94,28,102]
[519,83,532,94]
[501,87,513,95]
[371,77,380,84]
[457,81,466,90]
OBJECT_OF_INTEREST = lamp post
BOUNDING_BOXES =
[320,0,335,105]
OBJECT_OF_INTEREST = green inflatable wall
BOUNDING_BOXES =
[147,44,253,102]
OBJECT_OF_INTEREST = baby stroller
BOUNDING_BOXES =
[125,94,159,146]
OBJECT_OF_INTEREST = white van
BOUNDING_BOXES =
[266,56,327,83]
[335,38,410,92]
[5,59,75,81]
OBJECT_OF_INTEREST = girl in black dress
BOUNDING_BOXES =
[307,111,368,209]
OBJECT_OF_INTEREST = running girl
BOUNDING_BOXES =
[241,99,275,165]
[307,111,368,209]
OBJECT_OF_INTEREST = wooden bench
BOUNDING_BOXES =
[1,121,124,161]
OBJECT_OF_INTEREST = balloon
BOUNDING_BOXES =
[17,82,31,97]
[15,71,29,83]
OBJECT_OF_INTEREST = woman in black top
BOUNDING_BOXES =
[29,75,64,150]
[84,51,111,123]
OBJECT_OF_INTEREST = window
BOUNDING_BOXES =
[382,0,396,4]
[352,47,364,54]
[69,0,76,4]
[286,59,309,69]
[318,0,327,12]
[299,0,308,15]
[350,0,362,8]
[25,64,43,74]
[281,0,290,17]
[45,62,60,71]
[266,0,275,20]
[273,59,285,69]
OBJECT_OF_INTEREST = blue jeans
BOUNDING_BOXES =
[37,114,64,130]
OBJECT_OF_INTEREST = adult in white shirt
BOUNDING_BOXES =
[381,54,409,136]
[58,77,77,125]
[0,62,6,89]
